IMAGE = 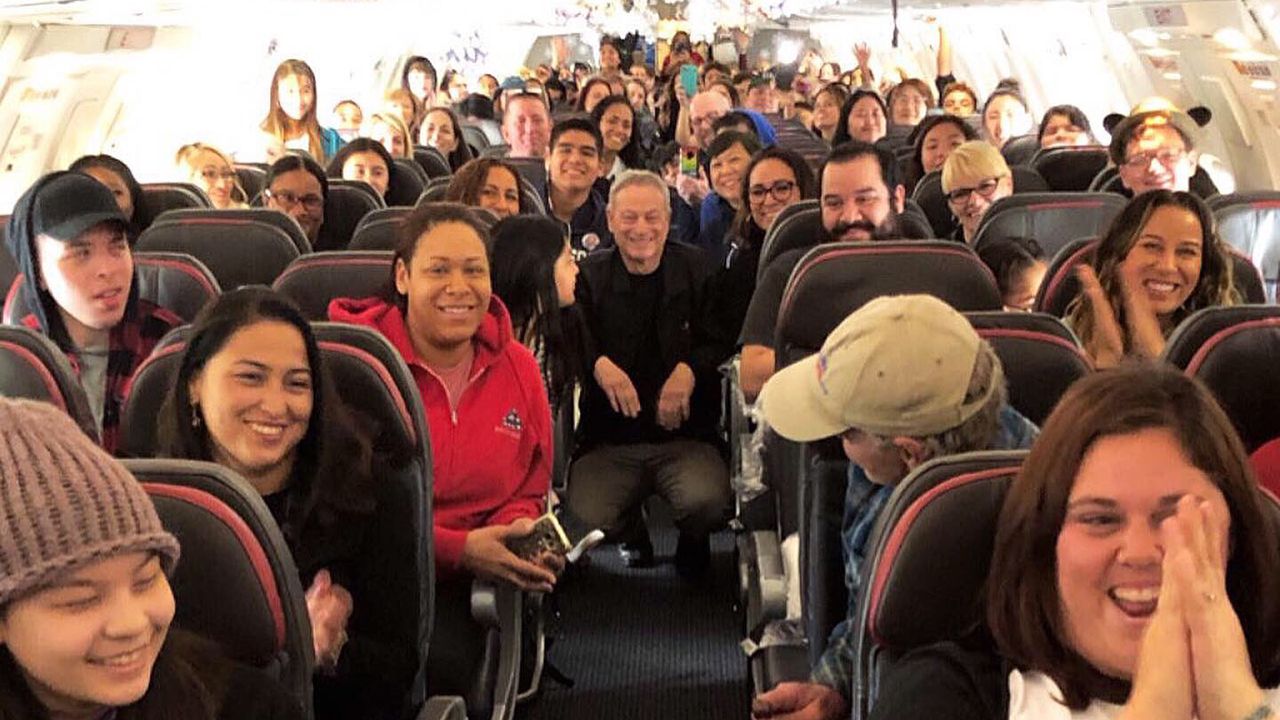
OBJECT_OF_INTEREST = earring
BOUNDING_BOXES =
[190,404,202,429]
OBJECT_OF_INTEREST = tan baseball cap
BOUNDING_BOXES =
[757,295,1000,442]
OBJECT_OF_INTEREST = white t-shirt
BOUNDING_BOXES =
[1009,669,1280,719]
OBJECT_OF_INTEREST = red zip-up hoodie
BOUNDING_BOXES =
[328,295,551,574]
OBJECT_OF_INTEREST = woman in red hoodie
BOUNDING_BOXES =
[328,202,558,708]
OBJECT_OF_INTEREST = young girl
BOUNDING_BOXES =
[977,236,1048,312]
[260,59,343,164]
[0,398,302,720]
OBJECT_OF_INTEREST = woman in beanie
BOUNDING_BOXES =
[156,288,420,720]
[3,171,182,453]
[0,398,302,720]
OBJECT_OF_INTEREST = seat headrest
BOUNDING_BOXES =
[965,312,1092,425]
[272,251,393,321]
[972,192,1127,260]
[350,209,412,252]
[136,221,300,290]
[758,202,823,280]
[153,208,311,254]
[318,183,386,252]
[1029,146,1109,193]
[1214,200,1280,301]
[776,241,1002,354]
[0,325,98,441]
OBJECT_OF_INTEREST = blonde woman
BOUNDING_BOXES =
[175,143,247,209]
[365,111,414,160]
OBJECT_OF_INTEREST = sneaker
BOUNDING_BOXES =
[674,531,711,580]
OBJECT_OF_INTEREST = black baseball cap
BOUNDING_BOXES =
[30,172,127,243]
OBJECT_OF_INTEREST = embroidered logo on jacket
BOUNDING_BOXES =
[496,408,523,439]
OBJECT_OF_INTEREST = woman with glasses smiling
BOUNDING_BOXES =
[708,146,815,363]
[263,155,327,246]
[175,143,247,210]
[941,141,1014,244]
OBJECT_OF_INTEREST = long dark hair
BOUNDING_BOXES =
[590,95,642,170]
[575,78,614,113]
[69,154,144,239]
[832,90,887,146]
[421,106,475,171]
[158,288,375,546]
[731,146,815,248]
[0,628,235,720]
[443,158,533,214]
[325,137,395,198]
[906,114,977,192]
[988,365,1280,709]
[489,215,581,402]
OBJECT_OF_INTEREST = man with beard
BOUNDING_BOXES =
[738,141,906,401]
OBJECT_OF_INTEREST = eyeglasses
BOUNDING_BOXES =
[748,179,797,203]
[200,168,237,182]
[265,189,323,210]
[946,177,1003,205]
[1122,148,1187,170]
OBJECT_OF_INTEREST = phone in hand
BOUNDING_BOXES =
[680,63,699,99]
[505,512,572,560]
[680,147,699,178]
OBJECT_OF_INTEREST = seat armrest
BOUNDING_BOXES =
[417,695,468,720]
[470,580,524,720]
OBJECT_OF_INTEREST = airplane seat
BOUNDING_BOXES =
[1030,146,1110,192]
[481,144,512,159]
[319,181,386,252]
[755,200,820,281]
[963,312,1092,426]
[4,252,220,326]
[136,219,300,289]
[390,159,430,207]
[851,451,1027,719]
[461,125,491,153]
[135,182,212,232]
[748,242,1003,690]
[413,146,453,179]
[1213,196,1280,301]
[350,207,413,251]
[1035,237,1265,317]
[272,251,393,321]
[1088,165,1121,193]
[1161,305,1280,453]
[235,164,268,205]
[899,199,934,239]
[127,459,315,719]
[0,228,14,302]
[418,177,451,204]
[999,135,1040,167]
[971,192,1127,260]
[0,325,98,442]
[155,208,312,255]
[1206,190,1280,212]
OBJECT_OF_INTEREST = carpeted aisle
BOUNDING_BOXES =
[522,518,750,720]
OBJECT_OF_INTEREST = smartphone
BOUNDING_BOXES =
[506,512,572,560]
[680,146,699,178]
[679,63,699,99]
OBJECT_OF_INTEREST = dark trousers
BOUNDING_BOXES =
[566,440,731,539]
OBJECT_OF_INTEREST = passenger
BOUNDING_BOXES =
[700,131,763,266]
[157,288,420,720]
[700,61,732,89]
[977,236,1048,311]
[4,172,182,452]
[477,72,500,99]
[545,77,567,108]
[175,143,247,210]
[739,141,907,400]
[490,215,582,407]
[811,83,851,144]
[1067,190,1238,368]
[326,137,393,199]
[792,100,814,131]
[941,141,1014,244]
[69,154,144,240]
[709,146,815,362]
[598,35,625,86]
[1038,104,1097,148]
[545,117,611,258]
[263,155,326,246]
[576,78,614,114]
[327,206,556,707]
[713,110,760,140]
[383,89,420,139]
[260,59,343,164]
[865,364,1280,720]
[502,92,553,159]
[420,106,475,171]
[688,90,733,154]
[591,95,644,180]
[751,294,1038,720]
[364,110,414,160]
[402,55,438,112]
[439,69,469,105]
[567,170,730,578]
[833,90,888,145]
[941,80,980,117]
[626,78,650,112]
[0,398,304,720]
[818,61,842,83]
[904,114,977,194]
[746,75,779,114]
[459,94,504,146]
[887,77,933,128]
[982,80,1033,150]
[443,157,530,220]
[332,99,364,141]
[1109,98,1205,197]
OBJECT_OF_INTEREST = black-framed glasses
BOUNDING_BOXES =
[748,179,797,203]
[265,189,323,210]
[946,177,1003,205]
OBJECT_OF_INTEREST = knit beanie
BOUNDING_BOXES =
[0,398,180,607]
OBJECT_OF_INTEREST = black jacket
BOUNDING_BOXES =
[575,241,722,449]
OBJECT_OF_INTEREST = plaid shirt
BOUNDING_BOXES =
[811,405,1040,697]
[23,300,181,454]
